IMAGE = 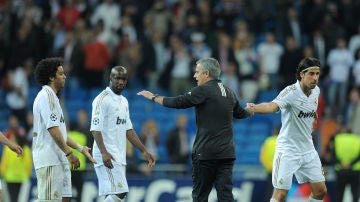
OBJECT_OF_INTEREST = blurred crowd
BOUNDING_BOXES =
[0,0,360,180]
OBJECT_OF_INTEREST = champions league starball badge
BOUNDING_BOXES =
[93,117,100,125]
[50,113,57,121]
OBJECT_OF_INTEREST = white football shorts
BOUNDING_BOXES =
[35,164,72,201]
[272,149,325,190]
[95,163,129,196]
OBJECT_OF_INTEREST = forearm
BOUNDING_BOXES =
[48,127,72,155]
[126,130,147,153]
[253,102,279,114]
[66,136,84,151]
[92,131,108,154]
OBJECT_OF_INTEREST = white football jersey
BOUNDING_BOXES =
[90,87,133,167]
[32,85,68,169]
[273,81,319,154]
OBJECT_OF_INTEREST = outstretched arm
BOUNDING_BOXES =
[137,90,164,105]
[0,132,23,156]
[247,102,280,114]
[126,129,155,167]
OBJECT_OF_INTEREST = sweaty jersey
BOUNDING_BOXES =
[273,81,319,154]
[90,87,133,167]
[32,85,68,169]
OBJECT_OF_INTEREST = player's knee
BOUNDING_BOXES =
[313,185,327,199]
[116,192,127,199]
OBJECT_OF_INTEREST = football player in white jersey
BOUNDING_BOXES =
[0,131,23,202]
[247,57,327,202]
[32,57,96,202]
[90,66,155,202]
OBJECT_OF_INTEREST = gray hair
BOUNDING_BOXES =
[196,58,221,79]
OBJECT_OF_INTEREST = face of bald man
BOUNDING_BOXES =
[109,66,128,95]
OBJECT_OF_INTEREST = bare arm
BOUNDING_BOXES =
[248,102,280,114]
[67,136,96,164]
[137,90,164,105]
[48,126,80,169]
[127,129,155,167]
[92,130,114,168]
[0,132,23,156]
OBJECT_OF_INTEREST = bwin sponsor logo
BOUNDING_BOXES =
[297,110,316,118]
[116,117,126,124]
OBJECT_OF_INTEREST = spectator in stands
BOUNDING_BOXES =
[326,37,354,120]
[138,57,253,201]
[5,58,30,125]
[159,34,194,96]
[257,31,284,91]
[279,36,303,90]
[247,57,327,202]
[83,28,112,88]
[352,48,360,88]
[90,66,155,202]
[325,124,360,202]
[140,118,159,160]
[347,88,360,135]
[55,0,81,31]
[349,25,360,56]
[0,131,23,202]
[166,114,190,166]
[260,127,279,201]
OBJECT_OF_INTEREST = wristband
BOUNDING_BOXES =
[76,144,84,152]
[66,151,72,157]
[151,94,159,102]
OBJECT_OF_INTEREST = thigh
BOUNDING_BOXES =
[295,151,325,184]
[272,152,300,190]
[35,165,65,201]
[94,164,129,196]
[192,156,216,202]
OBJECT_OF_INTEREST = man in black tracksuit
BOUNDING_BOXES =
[138,57,253,202]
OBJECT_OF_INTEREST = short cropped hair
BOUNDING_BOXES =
[296,57,321,81]
[196,58,221,79]
[34,57,63,86]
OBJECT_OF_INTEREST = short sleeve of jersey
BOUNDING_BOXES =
[272,85,296,110]
[124,98,133,130]
[38,92,60,129]
[90,96,105,132]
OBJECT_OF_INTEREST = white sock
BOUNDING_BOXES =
[270,199,279,202]
[104,195,124,202]
[309,197,323,202]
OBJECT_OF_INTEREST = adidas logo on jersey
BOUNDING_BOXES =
[297,110,316,118]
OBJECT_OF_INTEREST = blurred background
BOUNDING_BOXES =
[0,0,360,201]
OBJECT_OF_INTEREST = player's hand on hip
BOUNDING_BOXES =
[82,146,97,164]
[102,151,115,169]
[67,153,80,169]
[143,151,156,167]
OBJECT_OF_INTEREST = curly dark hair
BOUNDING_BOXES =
[296,57,321,81]
[34,57,63,86]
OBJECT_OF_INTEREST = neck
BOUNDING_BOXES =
[300,82,311,97]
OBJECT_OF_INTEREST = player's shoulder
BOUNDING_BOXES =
[277,84,297,99]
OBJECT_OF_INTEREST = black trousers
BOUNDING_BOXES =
[336,170,360,202]
[192,154,234,202]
